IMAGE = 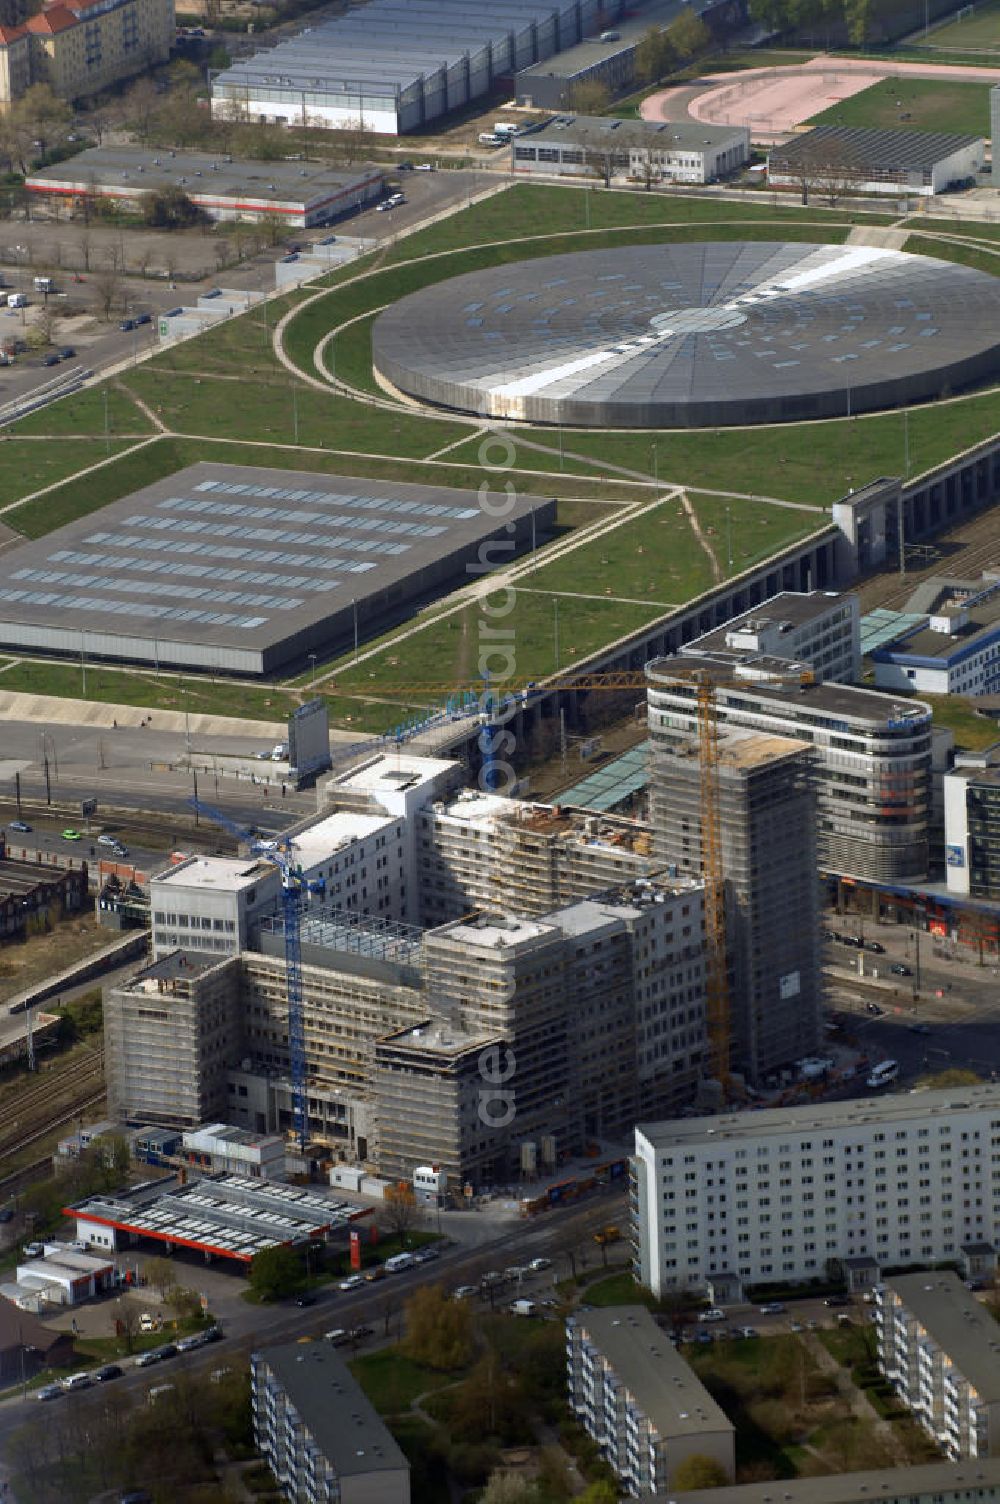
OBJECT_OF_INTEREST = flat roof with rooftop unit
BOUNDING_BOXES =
[69,1174,356,1264]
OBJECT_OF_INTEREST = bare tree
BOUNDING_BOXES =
[93,265,124,321]
[383,1183,422,1245]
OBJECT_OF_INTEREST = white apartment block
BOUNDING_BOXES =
[876,1272,1000,1460]
[682,591,861,685]
[566,1306,735,1496]
[633,1084,1000,1298]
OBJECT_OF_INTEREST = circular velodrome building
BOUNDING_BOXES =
[371,241,1000,428]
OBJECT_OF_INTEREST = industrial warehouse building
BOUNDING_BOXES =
[514,0,736,110]
[767,124,985,198]
[0,463,554,676]
[0,851,88,943]
[212,0,600,134]
[510,114,750,184]
[25,149,384,228]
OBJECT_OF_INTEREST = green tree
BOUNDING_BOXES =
[673,1454,731,1490]
[577,1482,619,1504]
[98,1133,132,1190]
[664,8,711,60]
[843,0,870,43]
[248,1244,303,1302]
[403,1284,473,1370]
[567,78,612,114]
[634,25,675,84]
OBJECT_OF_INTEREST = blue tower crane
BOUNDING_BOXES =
[188,801,323,1152]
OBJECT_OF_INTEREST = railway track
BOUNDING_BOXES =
[0,1053,106,1166]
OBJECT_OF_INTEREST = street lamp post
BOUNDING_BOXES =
[309,653,317,689]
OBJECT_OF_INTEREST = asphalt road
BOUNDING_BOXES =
[0,1188,625,1461]
[0,716,317,834]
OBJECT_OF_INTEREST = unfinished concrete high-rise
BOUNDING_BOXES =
[649,724,820,1083]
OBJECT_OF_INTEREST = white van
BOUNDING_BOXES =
[867,1059,899,1089]
[7,292,27,309]
[384,1252,416,1273]
[33,276,53,293]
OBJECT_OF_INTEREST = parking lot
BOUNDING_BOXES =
[0,165,494,415]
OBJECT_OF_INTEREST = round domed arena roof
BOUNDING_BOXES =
[371,241,1000,428]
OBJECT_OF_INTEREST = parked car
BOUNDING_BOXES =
[61,828,82,841]
[528,1257,551,1272]
[97,833,120,847]
[62,1372,93,1391]
[338,1275,363,1292]
[36,1384,63,1401]
[119,317,136,331]
[325,1328,348,1345]
[41,352,59,366]
[136,312,151,325]
[865,1001,885,1016]
[139,1313,158,1333]
[293,1292,316,1307]
[9,820,31,832]
[824,1294,850,1307]
[58,345,76,359]
[93,1364,123,1382]
[866,941,885,954]
[350,1325,374,1341]
[891,963,912,976]
[759,1302,785,1315]
[414,162,435,170]
[363,1267,385,1282]
[453,1285,478,1300]
[697,1308,726,1324]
